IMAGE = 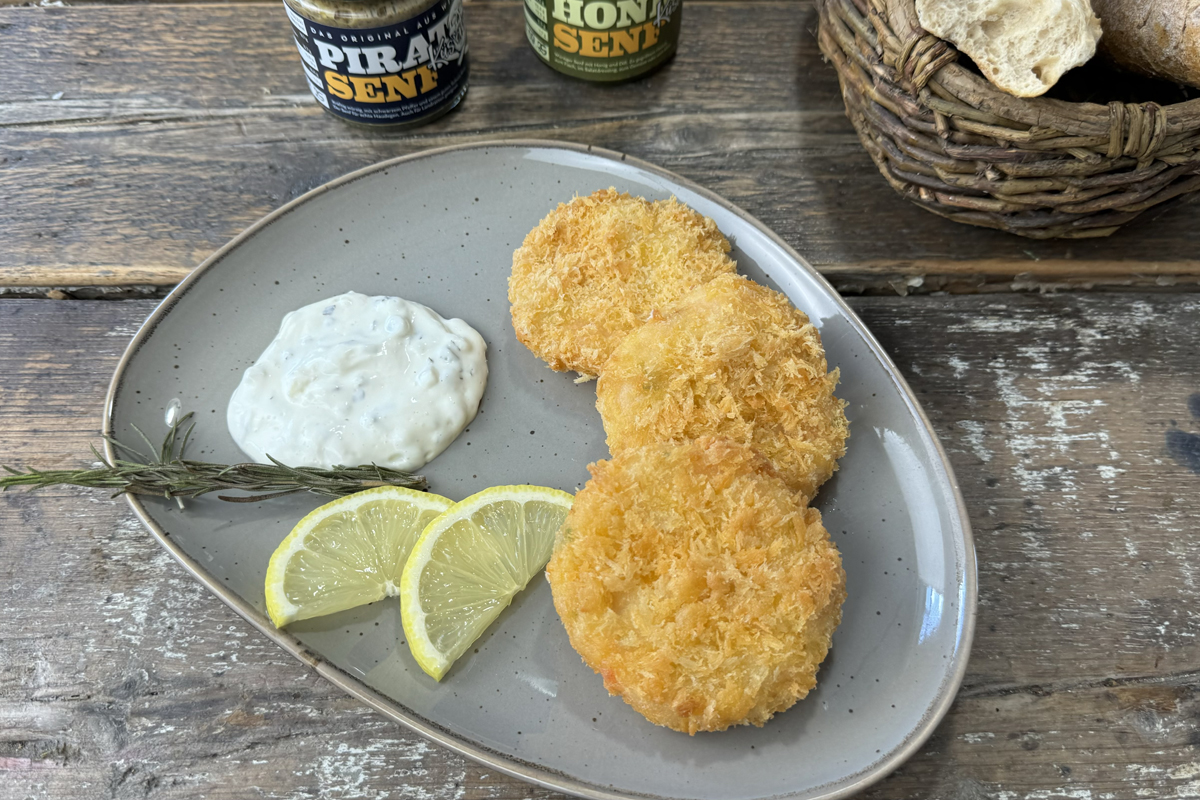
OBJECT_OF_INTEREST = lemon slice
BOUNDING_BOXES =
[400,485,574,680]
[265,486,454,628]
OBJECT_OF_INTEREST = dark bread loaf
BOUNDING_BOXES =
[1091,0,1200,88]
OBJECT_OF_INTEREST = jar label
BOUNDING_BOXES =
[526,0,681,81]
[287,0,468,125]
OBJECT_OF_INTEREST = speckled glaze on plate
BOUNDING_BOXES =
[104,141,976,800]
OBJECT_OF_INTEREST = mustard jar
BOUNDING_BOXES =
[283,0,469,127]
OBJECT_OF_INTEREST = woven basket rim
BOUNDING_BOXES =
[817,0,1200,239]
[939,64,1200,134]
[934,61,1200,138]
[852,0,1200,137]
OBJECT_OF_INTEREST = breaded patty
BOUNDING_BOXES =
[546,437,846,734]
[508,188,737,377]
[596,274,849,502]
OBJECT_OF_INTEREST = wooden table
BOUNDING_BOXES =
[2,1,1199,797]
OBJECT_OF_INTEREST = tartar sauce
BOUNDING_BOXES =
[227,292,487,471]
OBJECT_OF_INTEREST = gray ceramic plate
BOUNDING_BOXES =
[105,141,975,800]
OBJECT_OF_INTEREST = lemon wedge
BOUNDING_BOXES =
[265,486,454,628]
[400,485,574,680]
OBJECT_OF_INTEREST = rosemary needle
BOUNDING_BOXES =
[0,412,427,503]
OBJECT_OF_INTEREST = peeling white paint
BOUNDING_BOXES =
[949,315,1058,334]
[1171,763,1200,781]
[1176,779,1200,799]
[1127,763,1165,778]
[955,420,992,463]
[996,788,1096,800]
[314,737,465,800]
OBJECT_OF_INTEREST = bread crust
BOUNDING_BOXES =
[1091,0,1200,87]
[508,189,737,376]
[596,274,849,502]
[546,438,846,734]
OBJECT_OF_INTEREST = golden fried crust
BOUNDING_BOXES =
[508,188,737,376]
[546,438,846,735]
[596,274,849,502]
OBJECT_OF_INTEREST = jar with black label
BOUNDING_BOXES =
[283,0,469,128]
[524,0,681,81]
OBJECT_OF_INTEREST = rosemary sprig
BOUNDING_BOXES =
[0,412,427,503]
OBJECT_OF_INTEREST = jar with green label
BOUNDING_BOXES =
[524,0,681,81]
[283,0,469,128]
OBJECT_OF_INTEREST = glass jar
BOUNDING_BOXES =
[524,0,681,81]
[283,0,469,128]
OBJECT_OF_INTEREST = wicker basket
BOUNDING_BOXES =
[817,0,1200,238]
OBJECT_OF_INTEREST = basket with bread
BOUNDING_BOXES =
[817,0,1200,238]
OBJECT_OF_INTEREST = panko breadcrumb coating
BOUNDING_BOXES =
[546,437,846,735]
[596,274,849,502]
[508,188,737,377]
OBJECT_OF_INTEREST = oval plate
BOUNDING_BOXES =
[105,141,976,800]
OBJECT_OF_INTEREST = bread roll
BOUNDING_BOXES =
[1090,0,1200,88]
[916,0,1103,97]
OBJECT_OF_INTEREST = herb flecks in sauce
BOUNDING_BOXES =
[227,292,487,472]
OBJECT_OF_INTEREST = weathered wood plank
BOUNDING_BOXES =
[1,295,1199,798]
[0,266,194,287]
[1,2,1198,293]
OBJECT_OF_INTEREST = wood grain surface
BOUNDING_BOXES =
[4,0,1200,796]
[1,1,1199,295]
[2,295,1199,799]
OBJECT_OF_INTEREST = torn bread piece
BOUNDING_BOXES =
[916,0,1102,97]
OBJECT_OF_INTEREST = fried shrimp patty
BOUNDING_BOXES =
[508,188,737,376]
[546,437,846,734]
[596,274,849,502]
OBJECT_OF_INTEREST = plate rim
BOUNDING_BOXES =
[103,139,977,800]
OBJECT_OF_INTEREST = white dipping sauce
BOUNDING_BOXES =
[227,292,487,471]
